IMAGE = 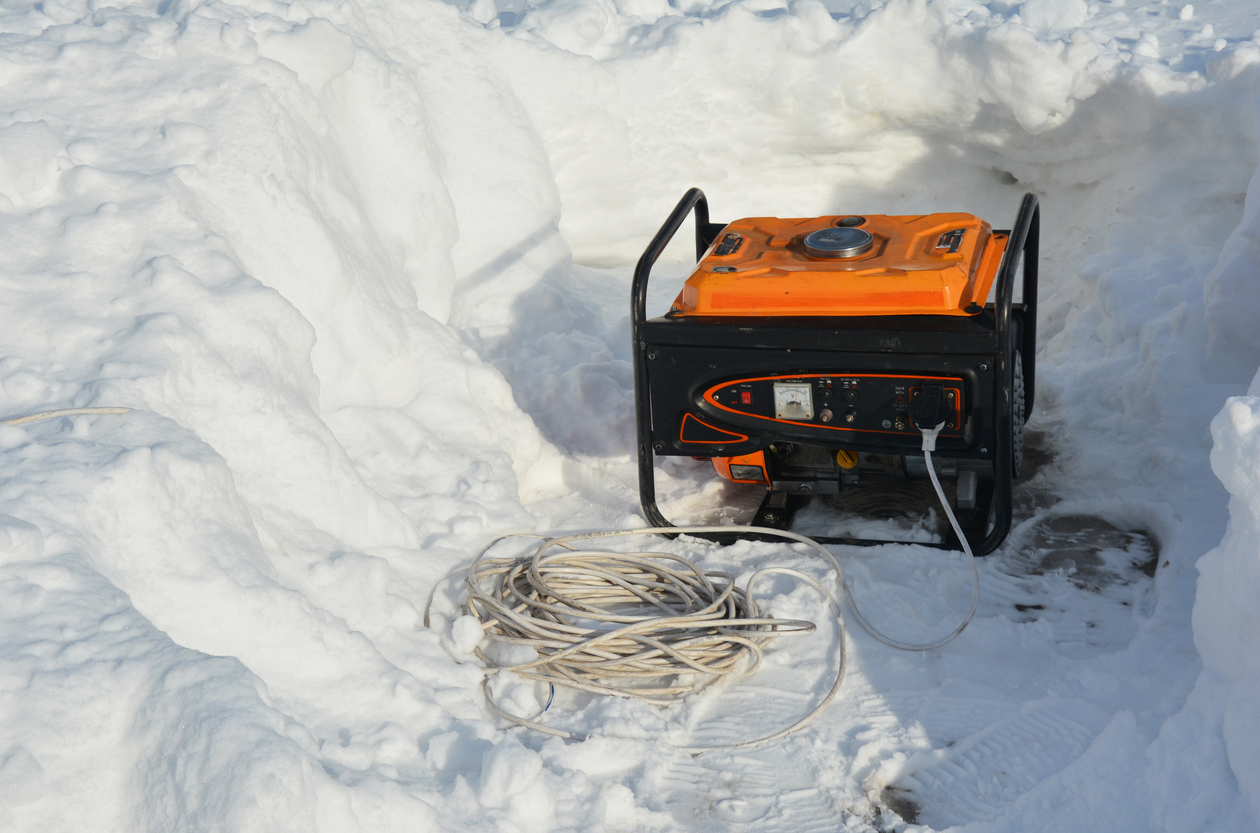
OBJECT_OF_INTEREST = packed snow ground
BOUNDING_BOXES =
[1,0,1259,830]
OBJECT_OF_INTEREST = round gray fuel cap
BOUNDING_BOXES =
[803,227,874,258]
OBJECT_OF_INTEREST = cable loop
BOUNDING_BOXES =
[458,514,978,749]
[463,529,839,749]
[467,535,815,709]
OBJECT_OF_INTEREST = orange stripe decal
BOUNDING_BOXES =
[679,413,750,444]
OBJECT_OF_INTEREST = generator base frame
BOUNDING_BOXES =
[632,189,1039,555]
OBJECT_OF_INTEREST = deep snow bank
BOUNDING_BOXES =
[1,0,1260,829]
[0,0,567,828]
[1197,166,1260,790]
[1195,372,1260,824]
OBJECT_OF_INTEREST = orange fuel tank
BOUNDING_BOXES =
[670,213,1009,317]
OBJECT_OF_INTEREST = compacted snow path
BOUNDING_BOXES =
[1,0,1259,830]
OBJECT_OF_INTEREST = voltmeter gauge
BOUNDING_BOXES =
[773,382,814,420]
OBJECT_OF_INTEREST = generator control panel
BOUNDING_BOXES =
[700,373,965,439]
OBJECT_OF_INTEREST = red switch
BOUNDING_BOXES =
[740,391,753,405]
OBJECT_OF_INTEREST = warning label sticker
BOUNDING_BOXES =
[714,233,744,256]
[936,229,965,253]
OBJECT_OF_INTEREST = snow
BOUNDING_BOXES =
[1195,387,1260,824]
[0,0,1259,829]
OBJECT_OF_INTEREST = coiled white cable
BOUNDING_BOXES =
[468,532,815,703]
[464,529,846,750]
[462,453,979,749]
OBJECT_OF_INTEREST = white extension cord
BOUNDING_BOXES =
[465,527,844,751]
[461,420,979,750]
[1,407,132,426]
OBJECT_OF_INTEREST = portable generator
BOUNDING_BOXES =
[632,189,1039,555]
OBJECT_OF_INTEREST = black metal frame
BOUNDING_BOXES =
[632,188,1039,554]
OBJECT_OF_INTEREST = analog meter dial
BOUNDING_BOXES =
[773,382,814,420]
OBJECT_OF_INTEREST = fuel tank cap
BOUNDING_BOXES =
[802,226,874,258]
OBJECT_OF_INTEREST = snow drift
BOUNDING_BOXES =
[0,0,1259,829]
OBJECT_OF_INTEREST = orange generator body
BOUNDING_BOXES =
[632,190,1040,554]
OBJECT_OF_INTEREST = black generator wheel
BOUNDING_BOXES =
[1012,349,1025,478]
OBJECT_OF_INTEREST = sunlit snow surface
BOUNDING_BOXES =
[1,0,1259,829]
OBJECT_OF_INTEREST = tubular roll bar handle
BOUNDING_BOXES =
[996,193,1039,420]
[632,188,715,529]
[632,187,713,328]
[981,192,1039,555]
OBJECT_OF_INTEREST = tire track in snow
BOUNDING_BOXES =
[659,747,838,832]
[888,700,1110,828]
[873,512,1156,826]
[657,684,844,831]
